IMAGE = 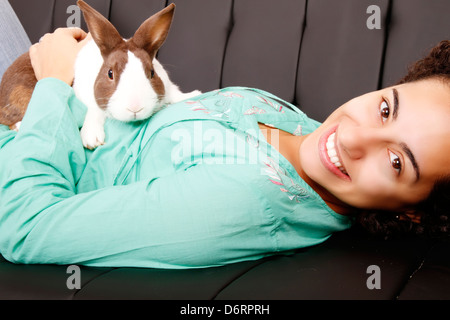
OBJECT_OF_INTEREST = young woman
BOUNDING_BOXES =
[0,25,448,267]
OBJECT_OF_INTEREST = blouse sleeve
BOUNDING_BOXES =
[0,79,275,269]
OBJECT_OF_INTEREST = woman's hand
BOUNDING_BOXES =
[29,28,90,85]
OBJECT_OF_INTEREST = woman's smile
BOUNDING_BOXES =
[319,125,350,181]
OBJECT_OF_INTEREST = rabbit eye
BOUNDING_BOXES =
[150,69,155,79]
[108,69,114,80]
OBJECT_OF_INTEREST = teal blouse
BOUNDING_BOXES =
[0,78,352,269]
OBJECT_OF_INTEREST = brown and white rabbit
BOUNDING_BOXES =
[0,0,201,149]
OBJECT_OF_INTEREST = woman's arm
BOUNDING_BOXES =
[0,29,274,268]
[0,140,271,269]
[0,79,271,268]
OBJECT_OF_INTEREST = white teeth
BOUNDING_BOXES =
[326,133,348,175]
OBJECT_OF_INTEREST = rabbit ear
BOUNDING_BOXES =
[131,3,176,60]
[77,0,124,57]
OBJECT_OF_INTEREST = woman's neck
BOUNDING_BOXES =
[258,123,354,215]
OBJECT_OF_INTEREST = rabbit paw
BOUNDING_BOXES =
[184,90,202,99]
[80,123,106,150]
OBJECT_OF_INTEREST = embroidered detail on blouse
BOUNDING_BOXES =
[186,98,231,119]
[257,96,285,113]
[246,133,260,149]
[211,107,231,118]
[293,124,302,136]
[262,157,310,203]
[243,106,266,115]
[186,100,210,113]
[218,91,244,99]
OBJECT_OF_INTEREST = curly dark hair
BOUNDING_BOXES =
[355,40,450,239]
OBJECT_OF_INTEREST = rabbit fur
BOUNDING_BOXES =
[0,1,201,149]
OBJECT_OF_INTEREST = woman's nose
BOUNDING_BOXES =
[338,126,386,159]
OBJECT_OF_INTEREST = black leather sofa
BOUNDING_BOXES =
[1,0,449,301]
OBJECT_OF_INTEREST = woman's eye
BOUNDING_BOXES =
[380,100,390,122]
[389,150,402,174]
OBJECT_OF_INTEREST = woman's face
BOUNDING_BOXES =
[299,78,450,212]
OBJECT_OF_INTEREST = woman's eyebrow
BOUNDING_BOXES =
[401,142,420,181]
[392,88,399,120]
[393,88,420,181]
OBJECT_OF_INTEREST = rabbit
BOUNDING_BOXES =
[0,0,201,149]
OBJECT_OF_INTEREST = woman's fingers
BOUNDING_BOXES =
[29,27,89,85]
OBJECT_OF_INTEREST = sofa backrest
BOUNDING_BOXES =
[9,0,450,122]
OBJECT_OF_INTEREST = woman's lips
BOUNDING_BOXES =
[319,125,351,181]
